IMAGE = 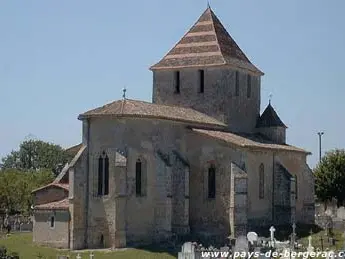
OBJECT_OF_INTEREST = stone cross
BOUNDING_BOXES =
[76,254,81,259]
[89,252,94,259]
[269,226,276,247]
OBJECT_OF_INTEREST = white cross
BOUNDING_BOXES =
[76,253,81,259]
[90,252,94,259]
[269,226,276,243]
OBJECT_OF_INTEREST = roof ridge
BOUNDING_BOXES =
[150,8,212,71]
[208,8,226,65]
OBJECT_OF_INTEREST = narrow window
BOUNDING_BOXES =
[199,70,204,93]
[208,165,216,199]
[98,156,103,196]
[174,71,180,93]
[295,175,298,200]
[136,159,142,196]
[259,163,264,199]
[247,74,252,98]
[50,216,55,228]
[98,152,109,196]
[104,155,109,195]
[235,71,239,96]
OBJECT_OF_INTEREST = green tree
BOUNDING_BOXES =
[0,169,54,214]
[314,149,345,206]
[1,139,72,175]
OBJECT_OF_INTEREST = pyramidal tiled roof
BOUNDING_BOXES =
[150,7,263,75]
[257,103,287,128]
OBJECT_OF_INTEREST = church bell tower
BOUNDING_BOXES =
[150,7,264,133]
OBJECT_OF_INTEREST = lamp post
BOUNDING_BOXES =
[317,132,324,163]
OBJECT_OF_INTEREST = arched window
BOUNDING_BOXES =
[98,151,109,196]
[50,216,55,228]
[208,165,216,199]
[259,163,264,199]
[295,175,298,200]
[136,159,142,196]
[247,74,252,98]
[235,71,239,96]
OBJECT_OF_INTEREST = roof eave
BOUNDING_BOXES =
[150,63,264,76]
[75,114,227,129]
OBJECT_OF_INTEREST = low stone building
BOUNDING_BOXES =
[32,6,315,249]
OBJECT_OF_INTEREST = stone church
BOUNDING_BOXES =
[32,7,315,249]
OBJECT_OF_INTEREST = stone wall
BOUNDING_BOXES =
[229,163,248,238]
[86,117,188,248]
[186,130,242,240]
[152,67,261,133]
[273,163,293,225]
[69,143,88,250]
[257,126,286,144]
[33,210,69,249]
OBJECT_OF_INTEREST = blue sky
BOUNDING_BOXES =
[0,0,344,169]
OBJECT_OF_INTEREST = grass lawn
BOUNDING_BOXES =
[0,233,176,259]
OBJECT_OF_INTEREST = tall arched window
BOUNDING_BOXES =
[235,71,240,96]
[295,175,298,200]
[259,163,264,199]
[98,151,109,196]
[208,165,216,199]
[136,159,142,196]
[247,74,252,98]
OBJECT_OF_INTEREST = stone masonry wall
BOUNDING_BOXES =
[33,210,69,249]
[152,67,261,133]
[69,143,88,249]
[186,130,243,240]
[229,163,248,238]
[86,117,188,248]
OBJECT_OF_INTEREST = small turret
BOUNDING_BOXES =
[256,101,287,144]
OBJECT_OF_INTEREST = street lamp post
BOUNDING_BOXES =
[317,132,324,163]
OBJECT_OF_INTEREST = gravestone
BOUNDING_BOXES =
[234,235,249,254]
[247,232,258,246]
[57,256,69,259]
[178,242,196,259]
[307,233,314,253]
[269,226,276,248]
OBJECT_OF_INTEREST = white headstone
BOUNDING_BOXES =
[247,232,258,245]
[307,235,314,253]
[269,226,276,247]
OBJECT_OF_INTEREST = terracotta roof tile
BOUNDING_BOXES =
[78,99,226,128]
[192,128,310,154]
[257,103,287,128]
[34,198,69,210]
[32,183,69,193]
[151,7,263,75]
[65,143,83,156]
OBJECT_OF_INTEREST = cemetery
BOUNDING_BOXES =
[0,222,345,259]
[177,223,345,259]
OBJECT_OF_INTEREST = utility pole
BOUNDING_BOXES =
[317,132,324,163]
